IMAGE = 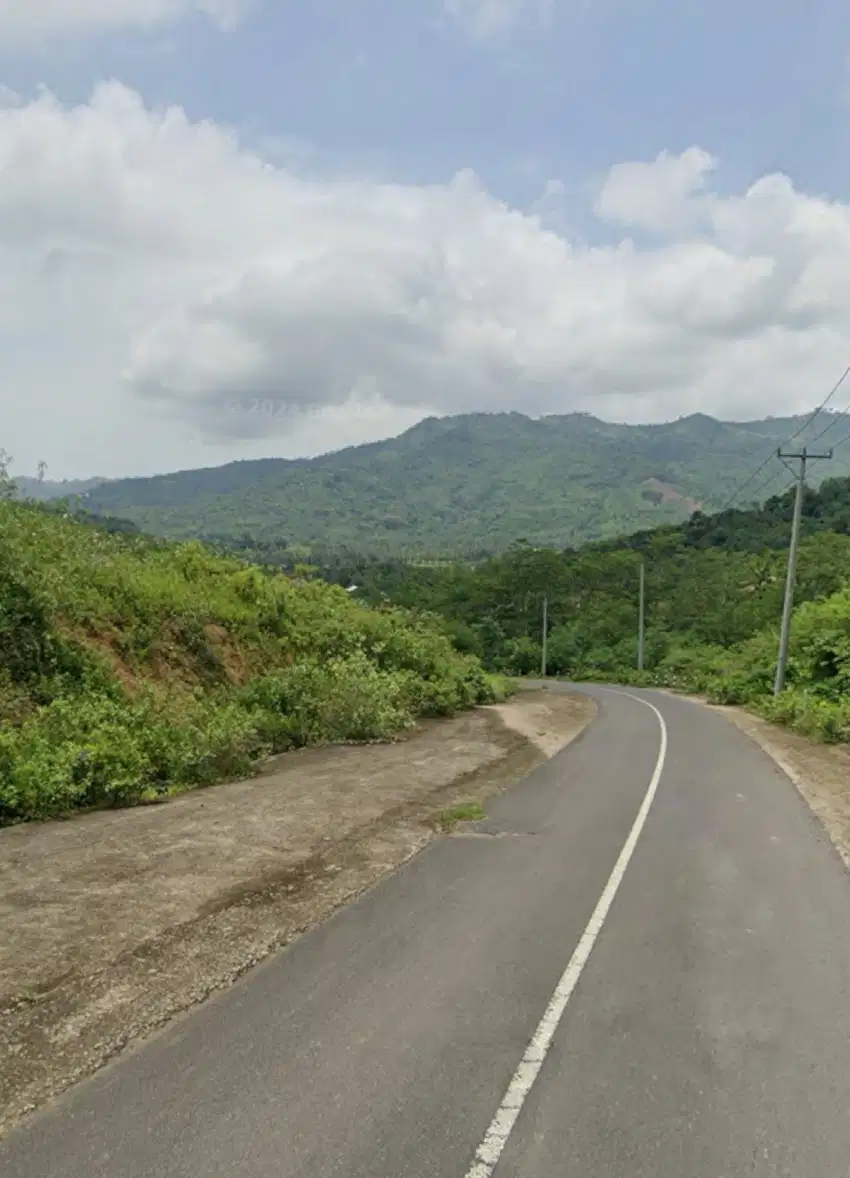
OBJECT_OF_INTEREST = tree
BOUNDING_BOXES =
[0,450,16,500]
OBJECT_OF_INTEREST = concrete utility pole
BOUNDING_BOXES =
[773,447,832,695]
[637,559,646,673]
[541,595,548,677]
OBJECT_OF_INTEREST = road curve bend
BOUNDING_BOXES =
[3,686,850,1177]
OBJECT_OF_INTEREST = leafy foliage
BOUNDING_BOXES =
[0,500,500,824]
[0,449,16,502]
[337,475,850,743]
[81,411,850,556]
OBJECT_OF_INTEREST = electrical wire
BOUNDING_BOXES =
[805,400,850,450]
[740,466,796,508]
[718,451,781,512]
[817,415,850,458]
[781,359,850,447]
[718,358,850,511]
[725,452,802,512]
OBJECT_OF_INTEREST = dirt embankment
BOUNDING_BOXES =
[0,688,595,1137]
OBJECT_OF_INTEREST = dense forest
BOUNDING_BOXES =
[321,476,850,742]
[14,475,105,502]
[81,411,850,556]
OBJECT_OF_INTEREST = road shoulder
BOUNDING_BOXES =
[713,704,850,872]
[0,689,596,1137]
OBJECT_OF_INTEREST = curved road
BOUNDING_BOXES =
[4,686,850,1176]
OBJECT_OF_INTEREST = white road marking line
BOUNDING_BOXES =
[463,689,668,1178]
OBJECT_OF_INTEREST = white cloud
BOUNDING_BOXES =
[594,147,717,235]
[0,0,251,44]
[2,84,850,478]
[442,0,553,40]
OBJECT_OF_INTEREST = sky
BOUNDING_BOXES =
[3,2,850,478]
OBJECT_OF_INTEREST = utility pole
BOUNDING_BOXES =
[773,447,832,695]
[637,559,646,673]
[541,595,548,677]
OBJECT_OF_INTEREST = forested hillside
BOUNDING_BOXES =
[6,449,850,826]
[333,476,850,742]
[82,411,850,556]
[0,499,502,825]
[14,476,105,502]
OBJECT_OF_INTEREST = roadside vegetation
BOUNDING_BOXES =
[331,477,850,745]
[7,457,850,825]
[0,499,506,824]
[432,801,485,832]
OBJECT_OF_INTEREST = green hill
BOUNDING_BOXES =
[0,500,500,824]
[14,476,106,501]
[342,474,850,742]
[82,411,850,557]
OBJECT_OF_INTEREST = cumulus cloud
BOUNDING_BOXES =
[0,0,251,44]
[442,0,554,40]
[2,83,850,477]
[594,147,717,235]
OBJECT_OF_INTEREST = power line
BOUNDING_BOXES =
[718,359,850,512]
[719,451,781,512]
[817,415,850,458]
[726,451,813,512]
[748,403,850,502]
[737,463,793,509]
[800,382,850,458]
[777,475,800,498]
[731,467,800,516]
[782,360,850,446]
[747,417,850,505]
[806,400,850,451]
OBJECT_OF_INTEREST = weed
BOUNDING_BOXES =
[433,800,485,832]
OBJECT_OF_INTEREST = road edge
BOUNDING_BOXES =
[655,688,850,875]
[0,692,598,1141]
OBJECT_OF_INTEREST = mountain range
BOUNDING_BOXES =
[38,411,850,556]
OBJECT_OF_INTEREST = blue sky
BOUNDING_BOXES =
[3,0,850,477]
[6,1,849,202]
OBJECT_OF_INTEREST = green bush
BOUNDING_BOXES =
[240,651,417,748]
[757,691,850,743]
[0,691,264,823]
[0,500,500,824]
[504,636,543,676]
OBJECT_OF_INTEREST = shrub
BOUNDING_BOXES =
[0,500,500,824]
[240,651,417,748]
[0,691,264,823]
[757,692,850,743]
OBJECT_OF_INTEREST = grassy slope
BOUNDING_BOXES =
[0,501,501,824]
[83,411,850,556]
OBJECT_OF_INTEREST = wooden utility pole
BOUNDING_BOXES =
[637,559,646,673]
[541,596,548,677]
[773,447,832,695]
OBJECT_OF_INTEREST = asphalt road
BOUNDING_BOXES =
[4,685,850,1177]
